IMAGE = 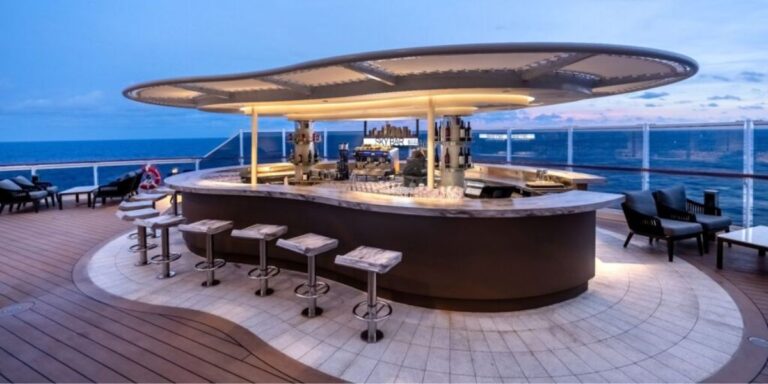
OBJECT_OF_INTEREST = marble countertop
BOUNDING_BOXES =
[164,165,623,218]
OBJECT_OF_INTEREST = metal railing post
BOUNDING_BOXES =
[239,130,244,166]
[195,160,200,171]
[93,166,99,186]
[641,123,650,191]
[743,119,754,227]
[506,128,512,164]
[281,127,287,161]
[30,167,37,177]
[566,126,574,171]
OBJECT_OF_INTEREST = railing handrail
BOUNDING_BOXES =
[0,157,201,172]
[201,129,243,159]
[500,161,768,180]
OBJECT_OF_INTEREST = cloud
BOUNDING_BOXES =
[699,102,719,108]
[630,91,669,99]
[4,90,104,112]
[707,95,741,101]
[739,104,764,110]
[699,74,731,82]
[740,71,766,83]
[644,103,660,108]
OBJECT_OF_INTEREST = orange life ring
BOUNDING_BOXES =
[140,164,162,190]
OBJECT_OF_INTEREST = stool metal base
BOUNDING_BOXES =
[157,271,177,279]
[301,307,324,317]
[201,279,220,287]
[254,287,274,296]
[134,260,150,267]
[360,330,384,343]
[150,253,182,264]
[294,281,330,299]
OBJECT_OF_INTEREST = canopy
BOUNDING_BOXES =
[123,43,697,120]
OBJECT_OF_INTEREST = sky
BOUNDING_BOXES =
[0,0,766,141]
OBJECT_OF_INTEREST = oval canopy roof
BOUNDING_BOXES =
[123,43,697,120]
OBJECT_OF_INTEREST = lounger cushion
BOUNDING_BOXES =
[696,214,732,232]
[624,190,658,217]
[0,179,22,191]
[659,219,702,237]
[12,176,35,187]
[655,184,687,211]
[28,190,48,200]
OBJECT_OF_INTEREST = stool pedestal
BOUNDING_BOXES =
[231,223,287,297]
[150,227,182,279]
[277,233,338,318]
[336,245,402,343]
[131,226,157,266]
[179,219,233,288]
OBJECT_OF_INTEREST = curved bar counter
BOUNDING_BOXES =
[167,163,623,311]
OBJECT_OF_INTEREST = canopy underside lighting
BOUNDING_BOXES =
[124,43,697,120]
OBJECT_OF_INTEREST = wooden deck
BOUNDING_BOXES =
[0,200,336,383]
[0,201,767,382]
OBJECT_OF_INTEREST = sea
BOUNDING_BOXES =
[1,128,766,225]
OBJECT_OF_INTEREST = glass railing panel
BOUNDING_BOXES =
[755,179,768,226]
[572,129,643,192]
[650,125,743,172]
[323,131,364,160]
[198,133,241,169]
[35,168,95,190]
[0,170,33,183]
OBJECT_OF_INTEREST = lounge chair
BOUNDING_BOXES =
[652,184,732,253]
[0,179,49,214]
[621,190,704,262]
[92,171,142,208]
[12,175,58,207]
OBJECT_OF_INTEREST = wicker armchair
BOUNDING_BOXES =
[653,184,731,253]
[622,190,704,262]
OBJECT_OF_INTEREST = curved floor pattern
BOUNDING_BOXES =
[87,227,744,383]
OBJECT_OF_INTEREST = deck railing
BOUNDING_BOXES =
[1,119,765,226]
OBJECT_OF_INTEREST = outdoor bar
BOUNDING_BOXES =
[124,43,697,311]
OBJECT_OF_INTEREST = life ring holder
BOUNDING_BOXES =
[140,164,162,190]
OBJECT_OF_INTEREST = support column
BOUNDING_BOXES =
[323,125,328,160]
[506,128,512,164]
[239,130,244,166]
[250,111,258,186]
[426,99,435,188]
[566,126,574,171]
[281,127,287,161]
[743,119,754,228]
[641,123,650,191]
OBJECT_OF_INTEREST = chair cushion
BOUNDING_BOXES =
[624,190,658,217]
[0,179,22,191]
[12,176,35,187]
[696,214,732,232]
[46,186,59,193]
[659,218,702,237]
[28,190,48,200]
[656,184,687,211]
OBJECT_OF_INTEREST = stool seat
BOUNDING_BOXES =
[119,200,154,211]
[179,219,233,235]
[116,208,159,221]
[136,215,186,230]
[131,192,168,202]
[232,224,287,241]
[335,246,402,274]
[277,233,339,256]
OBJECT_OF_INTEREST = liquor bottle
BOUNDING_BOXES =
[308,150,313,164]
[467,147,472,167]
[314,150,319,163]
[467,122,472,141]
[458,146,465,166]
[444,147,450,168]
[459,123,465,141]
[445,122,451,142]
[434,122,438,140]
[298,154,304,165]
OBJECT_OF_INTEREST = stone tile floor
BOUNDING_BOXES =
[87,227,743,383]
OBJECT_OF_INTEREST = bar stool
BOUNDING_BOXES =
[130,192,168,209]
[135,215,186,279]
[231,224,288,296]
[335,246,401,343]
[178,219,233,287]
[118,200,154,211]
[276,233,338,317]
[116,208,159,266]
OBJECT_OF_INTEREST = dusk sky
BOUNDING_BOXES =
[0,0,766,141]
